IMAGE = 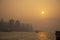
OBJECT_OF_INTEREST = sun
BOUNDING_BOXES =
[41,11,45,14]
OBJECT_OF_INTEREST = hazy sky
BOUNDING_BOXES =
[0,0,60,32]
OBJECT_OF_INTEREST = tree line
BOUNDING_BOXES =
[0,19,33,32]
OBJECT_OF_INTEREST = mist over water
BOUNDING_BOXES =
[0,0,60,40]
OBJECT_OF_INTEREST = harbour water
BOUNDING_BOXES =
[0,32,56,40]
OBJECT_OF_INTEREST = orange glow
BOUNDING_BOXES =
[38,32,48,40]
[41,11,45,14]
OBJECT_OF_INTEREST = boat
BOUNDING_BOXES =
[35,30,39,33]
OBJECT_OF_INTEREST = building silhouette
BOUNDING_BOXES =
[0,19,33,32]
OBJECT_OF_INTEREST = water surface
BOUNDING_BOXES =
[0,32,56,40]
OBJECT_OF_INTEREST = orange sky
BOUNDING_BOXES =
[0,0,60,32]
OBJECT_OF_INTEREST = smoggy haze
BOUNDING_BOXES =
[0,0,60,32]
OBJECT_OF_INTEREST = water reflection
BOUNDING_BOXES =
[36,32,48,40]
[0,32,55,40]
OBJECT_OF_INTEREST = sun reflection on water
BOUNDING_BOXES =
[37,32,48,40]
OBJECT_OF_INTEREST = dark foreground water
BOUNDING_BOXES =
[0,32,56,40]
